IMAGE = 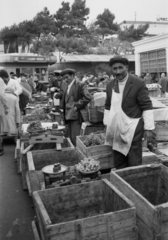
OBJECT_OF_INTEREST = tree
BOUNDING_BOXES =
[95,9,119,39]
[0,25,19,53]
[55,34,88,54]
[70,0,89,36]
[54,1,71,36]
[31,35,56,56]
[118,24,149,42]
[17,20,36,52]
[54,0,89,37]
[33,7,56,40]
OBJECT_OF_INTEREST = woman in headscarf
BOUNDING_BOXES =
[0,69,9,155]
[0,87,20,136]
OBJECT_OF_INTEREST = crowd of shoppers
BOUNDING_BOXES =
[0,69,47,155]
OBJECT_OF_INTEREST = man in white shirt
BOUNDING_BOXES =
[55,69,91,145]
[7,76,22,96]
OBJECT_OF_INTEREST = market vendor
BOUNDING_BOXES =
[55,68,91,146]
[49,70,62,99]
[34,75,47,94]
[103,56,155,169]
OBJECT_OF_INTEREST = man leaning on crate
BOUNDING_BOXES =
[104,56,155,169]
[55,68,91,146]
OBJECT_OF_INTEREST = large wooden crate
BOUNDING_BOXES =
[76,134,113,169]
[20,138,74,190]
[33,179,137,240]
[110,164,168,240]
[155,122,168,141]
[27,148,82,171]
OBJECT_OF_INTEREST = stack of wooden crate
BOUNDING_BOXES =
[110,164,168,240]
[76,133,114,170]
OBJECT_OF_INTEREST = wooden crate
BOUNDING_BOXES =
[27,147,82,171]
[33,179,137,240]
[142,151,158,165]
[26,148,84,194]
[76,134,113,169]
[20,138,74,190]
[110,164,168,240]
[155,122,168,141]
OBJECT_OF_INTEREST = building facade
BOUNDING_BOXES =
[119,21,168,35]
[132,33,168,76]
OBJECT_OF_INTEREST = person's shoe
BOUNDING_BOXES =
[0,148,4,156]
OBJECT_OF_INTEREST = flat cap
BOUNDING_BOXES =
[54,70,62,75]
[61,68,76,76]
[109,56,129,66]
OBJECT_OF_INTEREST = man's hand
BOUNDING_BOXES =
[16,123,20,128]
[144,130,156,145]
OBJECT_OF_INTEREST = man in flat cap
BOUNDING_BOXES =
[55,68,91,145]
[104,56,155,169]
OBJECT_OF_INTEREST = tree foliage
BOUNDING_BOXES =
[54,0,89,37]
[31,35,56,56]
[33,7,56,39]
[55,34,88,54]
[95,9,119,38]
[0,0,149,55]
[118,24,149,42]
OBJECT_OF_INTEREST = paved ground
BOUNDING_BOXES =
[0,139,35,240]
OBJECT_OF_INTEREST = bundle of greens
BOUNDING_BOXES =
[76,157,100,173]
[27,120,43,133]
[83,133,104,147]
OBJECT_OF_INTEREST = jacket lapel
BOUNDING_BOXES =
[65,79,76,103]
[122,75,133,102]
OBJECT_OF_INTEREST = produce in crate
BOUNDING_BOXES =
[76,157,100,173]
[30,104,45,115]
[83,133,104,147]
[27,121,44,133]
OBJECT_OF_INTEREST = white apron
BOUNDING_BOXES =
[106,90,140,156]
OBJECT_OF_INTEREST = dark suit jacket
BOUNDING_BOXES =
[36,82,47,92]
[63,79,91,123]
[105,74,153,142]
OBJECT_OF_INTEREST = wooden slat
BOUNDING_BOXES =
[56,143,61,151]
[115,164,161,177]
[103,179,135,208]
[33,192,51,225]
[27,151,35,170]
[32,221,41,240]
[110,172,155,229]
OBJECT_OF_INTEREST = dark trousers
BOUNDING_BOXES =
[114,140,142,169]
[65,120,81,146]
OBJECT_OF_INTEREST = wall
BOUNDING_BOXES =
[133,35,168,76]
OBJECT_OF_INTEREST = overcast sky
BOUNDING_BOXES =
[0,0,168,30]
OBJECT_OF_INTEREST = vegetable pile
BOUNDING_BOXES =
[76,157,100,173]
[83,133,104,147]
[30,105,45,115]
[27,120,44,133]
